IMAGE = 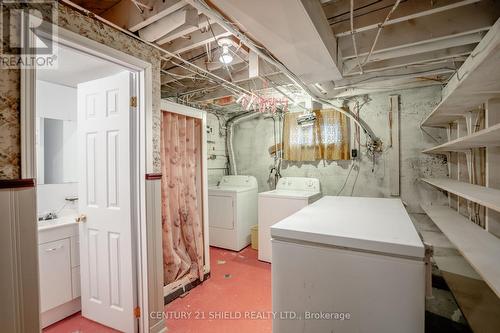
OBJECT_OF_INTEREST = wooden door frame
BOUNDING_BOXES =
[20,25,154,332]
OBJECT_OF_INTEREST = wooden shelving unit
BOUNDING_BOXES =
[421,205,500,298]
[421,19,500,128]
[422,122,500,154]
[421,178,500,213]
[419,18,500,301]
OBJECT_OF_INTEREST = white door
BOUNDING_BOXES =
[77,71,136,332]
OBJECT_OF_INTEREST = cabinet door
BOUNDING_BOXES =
[39,238,72,312]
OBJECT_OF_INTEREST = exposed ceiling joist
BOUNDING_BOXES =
[156,14,209,44]
[100,0,186,32]
[333,64,456,89]
[210,0,343,83]
[138,7,198,42]
[332,78,445,99]
[343,31,484,69]
[345,44,475,75]
[163,53,249,84]
[332,0,482,37]
[172,72,292,102]
[339,1,497,58]
[162,23,231,54]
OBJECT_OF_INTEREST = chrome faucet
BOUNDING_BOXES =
[38,211,58,221]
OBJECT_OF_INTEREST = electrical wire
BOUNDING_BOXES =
[184,0,381,143]
[361,0,402,67]
[350,0,363,74]
[336,161,356,196]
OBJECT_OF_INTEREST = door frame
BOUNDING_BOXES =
[21,25,153,332]
[160,100,211,297]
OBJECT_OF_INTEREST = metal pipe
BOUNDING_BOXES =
[226,112,260,175]
[62,0,380,143]
[350,0,363,74]
[361,0,402,67]
[60,0,254,99]
[183,0,381,143]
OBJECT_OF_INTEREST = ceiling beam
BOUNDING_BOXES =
[332,78,445,99]
[100,0,187,32]
[332,0,482,37]
[210,0,343,83]
[163,53,249,83]
[169,72,292,102]
[156,14,209,44]
[333,64,457,89]
[343,31,484,68]
[339,1,498,58]
[138,7,198,42]
[324,0,398,24]
[161,23,231,54]
[344,44,475,75]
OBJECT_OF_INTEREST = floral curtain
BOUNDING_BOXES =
[161,111,204,285]
[283,109,350,161]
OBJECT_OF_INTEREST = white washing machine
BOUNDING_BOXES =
[271,196,425,333]
[208,175,258,251]
[258,177,321,262]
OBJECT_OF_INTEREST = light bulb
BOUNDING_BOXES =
[219,53,233,64]
[219,44,233,64]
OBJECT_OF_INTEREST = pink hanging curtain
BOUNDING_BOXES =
[161,111,204,285]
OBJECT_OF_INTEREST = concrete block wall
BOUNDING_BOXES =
[206,113,228,185]
[231,86,450,213]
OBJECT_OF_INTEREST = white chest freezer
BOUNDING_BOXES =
[271,196,425,333]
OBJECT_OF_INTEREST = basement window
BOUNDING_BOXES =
[283,109,350,161]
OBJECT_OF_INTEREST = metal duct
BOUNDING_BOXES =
[226,112,261,175]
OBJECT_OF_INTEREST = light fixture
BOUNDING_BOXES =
[297,111,316,127]
[218,38,234,64]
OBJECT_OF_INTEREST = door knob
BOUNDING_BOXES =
[75,214,87,223]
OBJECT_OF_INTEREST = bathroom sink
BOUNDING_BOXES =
[38,215,78,231]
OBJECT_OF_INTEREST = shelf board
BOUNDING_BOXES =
[421,178,500,213]
[423,122,500,153]
[421,204,500,297]
[421,19,500,127]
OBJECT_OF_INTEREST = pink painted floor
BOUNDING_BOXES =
[165,246,272,333]
[41,246,271,333]
[42,312,119,332]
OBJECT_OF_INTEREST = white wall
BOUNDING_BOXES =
[36,80,77,121]
[36,80,79,215]
[37,183,78,216]
[232,86,449,213]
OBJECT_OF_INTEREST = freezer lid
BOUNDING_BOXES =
[271,196,425,259]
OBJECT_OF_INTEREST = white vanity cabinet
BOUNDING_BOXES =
[39,238,72,312]
[38,220,81,328]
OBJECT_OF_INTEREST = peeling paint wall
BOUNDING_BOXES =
[0,3,162,180]
[232,86,449,213]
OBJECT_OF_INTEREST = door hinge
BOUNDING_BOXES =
[130,96,137,108]
[134,306,141,318]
